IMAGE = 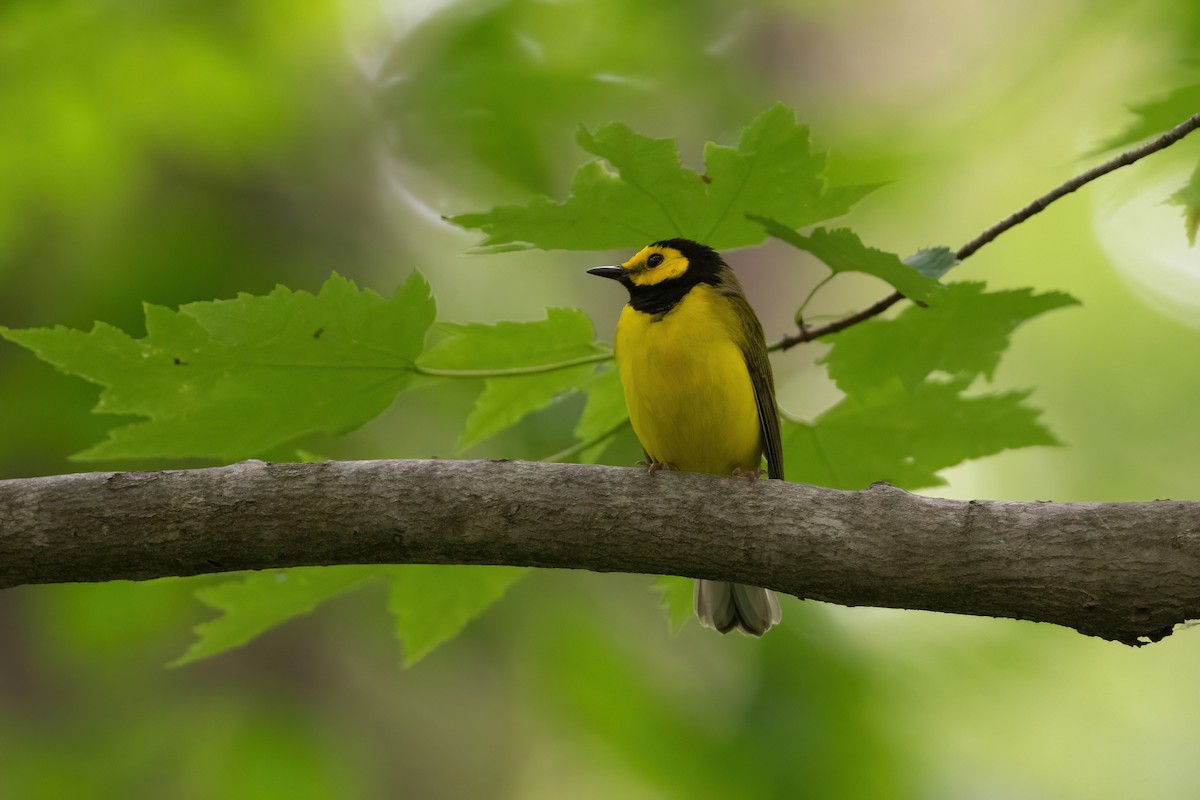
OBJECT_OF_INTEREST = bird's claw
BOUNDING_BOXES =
[731,466,764,482]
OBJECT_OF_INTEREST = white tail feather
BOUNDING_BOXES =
[694,580,781,636]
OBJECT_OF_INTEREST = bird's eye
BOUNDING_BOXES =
[646,253,664,268]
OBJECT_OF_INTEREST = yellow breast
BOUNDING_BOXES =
[614,284,762,475]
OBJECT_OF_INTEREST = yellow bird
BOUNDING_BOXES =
[588,238,783,636]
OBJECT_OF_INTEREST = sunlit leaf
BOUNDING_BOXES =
[460,366,597,451]
[0,273,436,460]
[421,308,605,370]
[1097,82,1200,151]
[574,365,626,442]
[421,308,609,450]
[1168,161,1200,245]
[172,567,375,667]
[652,575,694,633]
[451,104,876,251]
[385,565,528,666]
[573,365,629,462]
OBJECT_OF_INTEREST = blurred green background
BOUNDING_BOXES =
[3,0,1200,797]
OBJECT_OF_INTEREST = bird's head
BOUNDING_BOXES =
[587,239,724,296]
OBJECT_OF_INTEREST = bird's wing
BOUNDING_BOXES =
[724,289,785,481]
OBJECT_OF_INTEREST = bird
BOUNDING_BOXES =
[587,238,783,636]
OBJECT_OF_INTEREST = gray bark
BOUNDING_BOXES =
[1,458,1198,646]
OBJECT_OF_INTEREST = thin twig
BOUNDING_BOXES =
[955,111,1200,260]
[773,111,1200,351]
[772,293,904,352]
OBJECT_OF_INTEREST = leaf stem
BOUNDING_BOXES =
[542,418,630,463]
[795,273,836,320]
[416,350,612,379]
[772,110,1200,351]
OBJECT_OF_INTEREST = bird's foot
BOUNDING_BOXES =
[731,466,765,482]
[637,459,676,473]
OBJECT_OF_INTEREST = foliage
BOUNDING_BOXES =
[1099,79,1200,244]
[5,3,1200,795]
[1,104,1082,664]
[748,219,945,304]
[451,104,876,251]
[420,308,610,450]
[1099,82,1200,151]
[1,275,436,460]
[172,567,377,667]
[384,565,528,666]
[373,0,764,198]
[1169,161,1200,245]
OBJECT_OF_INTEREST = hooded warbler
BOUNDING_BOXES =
[588,238,783,636]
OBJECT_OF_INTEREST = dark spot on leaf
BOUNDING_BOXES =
[173,357,188,366]
[313,328,324,339]
[701,174,712,184]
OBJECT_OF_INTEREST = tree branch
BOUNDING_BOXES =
[3,459,1199,646]
[774,292,905,350]
[774,111,1200,350]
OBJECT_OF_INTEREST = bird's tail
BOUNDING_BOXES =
[693,580,781,636]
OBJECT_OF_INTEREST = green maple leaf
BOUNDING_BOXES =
[784,281,1076,491]
[451,104,877,252]
[172,564,527,668]
[385,565,528,666]
[0,273,436,460]
[652,575,695,633]
[751,219,947,304]
[1097,82,1200,152]
[783,381,1059,491]
[572,365,630,463]
[172,567,375,667]
[903,247,958,279]
[822,282,1079,395]
[419,308,610,450]
[1168,161,1200,245]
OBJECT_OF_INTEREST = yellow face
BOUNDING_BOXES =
[620,244,689,287]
